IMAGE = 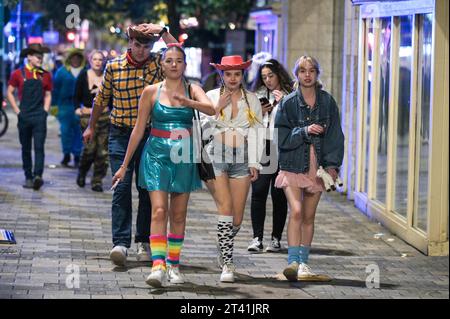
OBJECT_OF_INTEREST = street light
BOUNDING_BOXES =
[66,31,76,42]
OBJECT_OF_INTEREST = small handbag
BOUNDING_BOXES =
[188,84,216,181]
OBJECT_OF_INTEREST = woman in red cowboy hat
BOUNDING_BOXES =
[204,55,264,283]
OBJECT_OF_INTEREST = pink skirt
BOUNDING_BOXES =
[275,145,325,194]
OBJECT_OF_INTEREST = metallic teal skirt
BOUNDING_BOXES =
[138,134,202,193]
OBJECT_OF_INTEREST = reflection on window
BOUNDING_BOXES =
[261,30,274,58]
[363,19,374,194]
[394,16,413,218]
[376,17,391,204]
[414,13,432,232]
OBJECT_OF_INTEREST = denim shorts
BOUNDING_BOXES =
[206,141,250,179]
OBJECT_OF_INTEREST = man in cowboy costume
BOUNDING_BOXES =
[6,43,53,190]
[83,23,177,266]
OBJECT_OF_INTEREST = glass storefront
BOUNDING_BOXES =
[353,0,448,255]
[393,15,413,218]
[375,17,392,205]
[414,13,433,232]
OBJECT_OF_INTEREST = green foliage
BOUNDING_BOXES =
[21,0,255,37]
[172,0,255,33]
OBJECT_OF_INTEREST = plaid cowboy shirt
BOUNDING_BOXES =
[93,52,164,128]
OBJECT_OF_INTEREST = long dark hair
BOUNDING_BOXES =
[161,43,186,63]
[251,59,293,94]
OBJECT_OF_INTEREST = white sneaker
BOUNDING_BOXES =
[109,245,128,266]
[297,263,316,279]
[265,238,283,252]
[167,265,185,284]
[220,263,235,283]
[136,242,152,262]
[247,237,263,252]
[145,267,167,288]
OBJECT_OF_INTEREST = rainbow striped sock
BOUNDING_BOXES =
[167,233,184,267]
[150,235,167,270]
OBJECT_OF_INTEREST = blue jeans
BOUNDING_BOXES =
[17,113,47,180]
[57,109,82,156]
[207,141,250,178]
[109,125,151,248]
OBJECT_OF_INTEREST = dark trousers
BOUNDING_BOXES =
[108,125,151,247]
[17,113,47,180]
[250,169,288,241]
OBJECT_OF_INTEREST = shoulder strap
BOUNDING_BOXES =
[156,83,163,101]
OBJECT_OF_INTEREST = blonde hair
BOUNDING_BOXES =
[292,55,323,90]
[88,50,105,63]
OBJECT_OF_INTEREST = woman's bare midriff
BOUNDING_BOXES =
[214,130,246,148]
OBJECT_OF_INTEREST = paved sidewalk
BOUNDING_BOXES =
[0,111,448,299]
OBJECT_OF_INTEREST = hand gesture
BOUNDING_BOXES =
[272,90,285,103]
[261,102,273,115]
[307,124,324,136]
[249,167,259,182]
[136,23,162,36]
[217,90,232,113]
[173,93,191,107]
[83,126,94,144]
[111,166,126,190]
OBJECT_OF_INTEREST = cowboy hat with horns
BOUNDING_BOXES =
[210,55,252,71]
[20,43,51,58]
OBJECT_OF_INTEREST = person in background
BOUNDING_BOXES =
[247,58,293,253]
[6,43,52,190]
[274,55,344,281]
[53,48,86,168]
[75,50,109,192]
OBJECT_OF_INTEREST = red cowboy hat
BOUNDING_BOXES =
[210,55,252,71]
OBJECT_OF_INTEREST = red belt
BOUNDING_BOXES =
[150,127,192,140]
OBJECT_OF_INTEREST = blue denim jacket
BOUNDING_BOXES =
[274,88,344,173]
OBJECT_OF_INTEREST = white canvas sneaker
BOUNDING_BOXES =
[136,242,152,262]
[167,265,185,284]
[247,237,263,252]
[220,263,235,283]
[265,238,283,252]
[109,245,128,266]
[145,267,167,288]
[297,263,316,279]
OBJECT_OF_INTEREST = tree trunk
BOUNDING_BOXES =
[167,0,180,40]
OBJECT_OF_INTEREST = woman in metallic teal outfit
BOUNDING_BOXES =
[112,44,215,288]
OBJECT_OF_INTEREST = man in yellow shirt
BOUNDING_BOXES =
[83,23,177,266]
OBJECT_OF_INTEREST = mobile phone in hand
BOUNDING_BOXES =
[259,97,270,106]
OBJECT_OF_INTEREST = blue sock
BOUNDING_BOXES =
[299,245,311,264]
[287,246,301,264]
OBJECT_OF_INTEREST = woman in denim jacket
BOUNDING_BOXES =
[274,56,344,281]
